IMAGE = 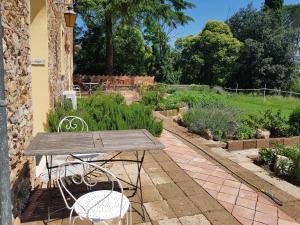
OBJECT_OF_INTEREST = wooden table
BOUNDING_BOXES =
[24,129,164,221]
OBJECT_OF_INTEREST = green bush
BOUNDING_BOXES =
[141,91,162,107]
[260,145,300,183]
[182,104,239,141]
[243,110,290,138]
[47,93,163,137]
[258,148,275,165]
[289,107,300,136]
[235,122,256,140]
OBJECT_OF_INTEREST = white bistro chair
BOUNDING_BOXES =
[58,116,105,161]
[56,161,131,225]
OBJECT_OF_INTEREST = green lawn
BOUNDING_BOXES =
[223,94,300,117]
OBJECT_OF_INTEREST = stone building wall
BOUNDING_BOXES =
[1,0,33,216]
[1,0,73,217]
[47,0,73,108]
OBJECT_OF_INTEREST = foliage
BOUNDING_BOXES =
[243,110,289,137]
[290,77,300,92]
[156,90,224,111]
[289,107,300,135]
[141,91,163,107]
[259,148,275,165]
[227,4,298,89]
[264,0,283,10]
[47,93,163,136]
[176,21,241,85]
[236,122,256,140]
[75,0,194,75]
[259,144,300,183]
[182,104,240,141]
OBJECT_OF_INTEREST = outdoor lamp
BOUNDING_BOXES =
[64,6,76,27]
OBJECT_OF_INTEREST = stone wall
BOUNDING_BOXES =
[1,0,33,216]
[48,0,73,108]
[1,0,73,217]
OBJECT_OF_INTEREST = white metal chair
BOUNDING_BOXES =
[57,116,104,160]
[56,161,132,225]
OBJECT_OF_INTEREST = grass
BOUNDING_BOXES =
[223,94,300,118]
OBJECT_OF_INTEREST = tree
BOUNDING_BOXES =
[176,21,241,86]
[227,5,298,89]
[76,0,194,75]
[264,0,284,10]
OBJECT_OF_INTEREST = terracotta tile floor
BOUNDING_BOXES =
[158,130,299,225]
[22,130,299,225]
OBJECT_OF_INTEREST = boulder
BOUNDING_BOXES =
[275,155,293,176]
[256,129,271,139]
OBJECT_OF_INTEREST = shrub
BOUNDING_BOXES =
[289,107,300,136]
[47,93,163,137]
[235,122,256,140]
[258,148,275,165]
[243,110,289,138]
[141,91,162,107]
[182,104,239,141]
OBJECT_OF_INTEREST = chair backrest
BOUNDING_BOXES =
[56,161,125,220]
[58,116,88,133]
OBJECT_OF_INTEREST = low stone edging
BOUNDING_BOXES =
[227,136,300,151]
[156,106,188,117]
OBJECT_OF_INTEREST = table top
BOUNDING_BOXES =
[24,129,165,156]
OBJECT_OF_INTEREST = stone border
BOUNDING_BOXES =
[227,136,300,151]
[156,106,188,117]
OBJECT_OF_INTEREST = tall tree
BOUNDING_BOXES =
[264,0,284,10]
[76,0,194,75]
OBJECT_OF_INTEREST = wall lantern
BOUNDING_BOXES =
[64,6,76,28]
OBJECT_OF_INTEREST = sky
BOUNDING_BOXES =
[171,0,300,44]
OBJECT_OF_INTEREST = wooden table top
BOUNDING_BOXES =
[24,129,165,156]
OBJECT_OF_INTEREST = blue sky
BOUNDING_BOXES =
[171,0,300,44]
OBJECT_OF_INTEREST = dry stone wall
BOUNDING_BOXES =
[1,0,33,216]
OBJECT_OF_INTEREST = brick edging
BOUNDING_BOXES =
[227,136,300,151]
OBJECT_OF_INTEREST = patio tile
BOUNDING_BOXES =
[254,211,277,225]
[203,182,222,192]
[234,215,253,225]
[217,192,237,205]
[194,179,206,186]
[157,218,182,225]
[156,183,185,199]
[211,170,228,178]
[226,174,239,181]
[220,185,239,196]
[236,197,257,210]
[238,189,258,201]
[278,209,297,222]
[253,222,265,225]
[256,201,278,215]
[257,195,274,206]
[205,189,218,198]
[189,193,224,213]
[147,171,173,185]
[176,180,204,196]
[142,185,163,202]
[232,205,255,220]
[206,175,225,185]
[143,162,163,173]
[278,219,300,225]
[144,200,176,221]
[205,209,241,225]
[166,170,193,183]
[167,196,200,217]
[179,214,212,225]
[219,200,234,213]
[223,180,241,189]
[157,160,182,172]
[240,183,254,192]
[135,223,152,225]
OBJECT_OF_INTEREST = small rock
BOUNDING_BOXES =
[173,114,183,125]
[200,129,213,140]
[275,155,293,176]
[256,129,271,139]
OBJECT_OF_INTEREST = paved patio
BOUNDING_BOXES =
[22,130,299,225]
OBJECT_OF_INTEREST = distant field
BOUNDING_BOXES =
[223,94,300,117]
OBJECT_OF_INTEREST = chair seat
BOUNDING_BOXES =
[74,190,130,222]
